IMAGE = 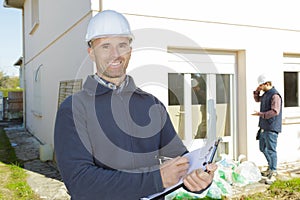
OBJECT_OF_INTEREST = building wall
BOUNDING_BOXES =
[101,0,300,165]
[23,0,94,146]
[23,0,91,60]
[21,0,300,165]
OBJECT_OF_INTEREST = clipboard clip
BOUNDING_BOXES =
[203,138,222,171]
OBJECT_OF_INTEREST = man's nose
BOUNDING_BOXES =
[110,47,121,58]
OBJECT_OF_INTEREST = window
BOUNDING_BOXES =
[30,0,39,34]
[283,54,300,124]
[283,55,300,108]
[284,72,298,107]
[168,73,233,140]
[168,73,184,106]
[57,79,83,108]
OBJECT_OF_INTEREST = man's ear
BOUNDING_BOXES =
[87,47,95,62]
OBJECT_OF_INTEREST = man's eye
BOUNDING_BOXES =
[119,44,129,48]
[100,44,110,50]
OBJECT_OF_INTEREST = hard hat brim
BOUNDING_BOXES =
[86,34,134,43]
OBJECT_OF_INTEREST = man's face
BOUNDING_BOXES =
[258,82,270,91]
[88,37,132,80]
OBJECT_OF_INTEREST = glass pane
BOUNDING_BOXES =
[216,74,231,137]
[191,74,207,139]
[284,72,298,107]
[168,73,185,139]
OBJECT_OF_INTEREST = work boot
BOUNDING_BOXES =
[261,167,270,177]
[265,170,277,185]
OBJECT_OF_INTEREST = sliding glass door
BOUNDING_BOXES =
[168,69,235,158]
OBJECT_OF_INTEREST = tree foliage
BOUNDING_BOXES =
[0,71,20,89]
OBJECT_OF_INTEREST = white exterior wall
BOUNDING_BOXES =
[20,0,300,165]
[23,0,94,146]
[101,0,300,165]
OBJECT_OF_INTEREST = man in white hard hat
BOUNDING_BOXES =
[54,10,216,200]
[252,73,282,185]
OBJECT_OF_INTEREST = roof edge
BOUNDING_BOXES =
[3,0,24,9]
[14,57,23,66]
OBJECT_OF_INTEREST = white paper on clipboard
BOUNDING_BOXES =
[140,139,218,200]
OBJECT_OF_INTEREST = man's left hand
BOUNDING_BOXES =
[182,163,217,192]
[251,111,260,116]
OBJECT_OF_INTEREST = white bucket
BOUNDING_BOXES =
[39,144,53,161]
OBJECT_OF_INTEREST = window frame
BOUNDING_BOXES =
[29,0,39,35]
[283,55,300,124]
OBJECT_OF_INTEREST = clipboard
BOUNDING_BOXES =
[141,138,222,200]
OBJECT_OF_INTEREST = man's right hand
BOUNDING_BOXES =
[160,156,189,188]
[256,86,261,92]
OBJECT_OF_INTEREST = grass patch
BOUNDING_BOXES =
[0,128,20,165]
[239,178,300,200]
[171,178,300,200]
[268,178,300,199]
[0,127,40,200]
[0,162,40,200]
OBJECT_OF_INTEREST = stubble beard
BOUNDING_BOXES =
[97,64,127,85]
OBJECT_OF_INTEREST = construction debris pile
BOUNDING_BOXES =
[166,156,262,199]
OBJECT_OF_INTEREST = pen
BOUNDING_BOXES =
[156,155,172,160]
[155,155,173,164]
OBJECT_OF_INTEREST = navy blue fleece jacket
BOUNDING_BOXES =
[54,75,187,200]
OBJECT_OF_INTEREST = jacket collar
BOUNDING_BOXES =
[83,75,145,96]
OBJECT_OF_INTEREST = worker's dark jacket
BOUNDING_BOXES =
[259,87,282,133]
[54,75,187,200]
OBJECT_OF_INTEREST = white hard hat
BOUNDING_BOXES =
[191,78,199,87]
[85,10,133,43]
[257,73,272,85]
